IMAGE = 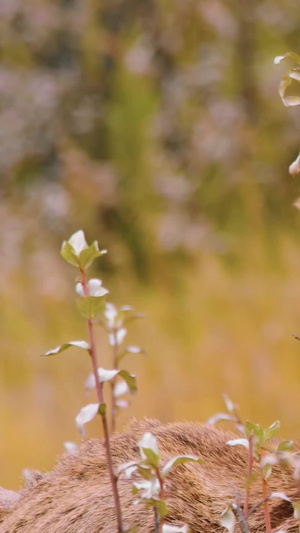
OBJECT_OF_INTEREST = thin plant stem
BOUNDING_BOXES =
[244,431,254,518]
[155,468,165,533]
[261,473,271,533]
[247,495,269,518]
[81,269,123,533]
[154,507,160,533]
[110,328,119,433]
[234,504,250,533]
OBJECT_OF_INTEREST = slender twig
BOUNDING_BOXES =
[244,431,254,518]
[81,269,123,533]
[155,468,165,533]
[247,495,270,518]
[154,507,160,533]
[234,503,250,533]
[261,473,271,533]
[110,328,119,433]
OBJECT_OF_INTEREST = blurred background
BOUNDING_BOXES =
[1,0,300,489]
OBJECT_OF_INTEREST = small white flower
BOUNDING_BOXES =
[114,380,129,397]
[76,279,108,297]
[109,328,127,346]
[104,302,118,328]
[133,478,160,499]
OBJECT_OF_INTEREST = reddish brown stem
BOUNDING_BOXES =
[81,269,123,533]
[110,328,119,433]
[244,431,254,518]
[155,468,165,533]
[261,473,271,533]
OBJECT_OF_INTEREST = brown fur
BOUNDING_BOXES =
[0,419,298,532]
[0,489,20,521]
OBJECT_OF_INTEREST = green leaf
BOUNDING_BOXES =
[220,505,236,533]
[118,370,137,394]
[274,52,300,65]
[78,242,107,269]
[161,455,203,479]
[124,526,138,533]
[262,463,273,480]
[245,421,264,446]
[60,230,107,269]
[77,295,107,319]
[142,448,160,469]
[154,499,168,518]
[264,420,280,442]
[61,230,89,266]
[132,483,139,496]
[85,369,136,394]
[42,340,90,356]
[60,241,81,267]
[278,440,294,452]
[279,75,300,107]
[137,464,155,480]
[98,403,106,416]
[138,433,160,468]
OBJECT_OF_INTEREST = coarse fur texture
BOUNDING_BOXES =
[0,419,299,532]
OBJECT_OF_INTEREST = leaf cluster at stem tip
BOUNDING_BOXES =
[61,230,109,320]
[119,431,202,531]
[227,420,280,460]
[61,229,107,270]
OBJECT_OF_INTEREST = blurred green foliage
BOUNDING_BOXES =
[1,0,300,488]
